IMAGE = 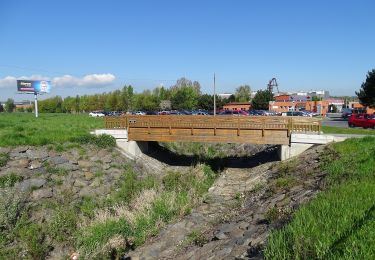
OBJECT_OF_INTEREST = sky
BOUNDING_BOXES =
[0,0,374,101]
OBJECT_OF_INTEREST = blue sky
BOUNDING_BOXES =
[0,0,374,100]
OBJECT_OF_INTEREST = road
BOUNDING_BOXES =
[322,114,349,128]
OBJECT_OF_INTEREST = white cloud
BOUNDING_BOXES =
[0,73,116,89]
[0,76,17,88]
[53,74,116,87]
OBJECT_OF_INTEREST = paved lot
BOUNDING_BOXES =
[322,115,349,128]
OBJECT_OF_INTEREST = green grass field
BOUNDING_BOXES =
[264,136,375,259]
[322,125,375,135]
[0,113,104,146]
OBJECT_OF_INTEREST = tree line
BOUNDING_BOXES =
[1,77,276,113]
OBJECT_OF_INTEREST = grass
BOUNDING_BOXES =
[0,152,10,167]
[264,136,375,259]
[0,173,23,188]
[76,164,218,258]
[322,125,375,135]
[0,113,104,146]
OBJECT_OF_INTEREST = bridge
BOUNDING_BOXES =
[104,115,321,145]
[93,115,329,161]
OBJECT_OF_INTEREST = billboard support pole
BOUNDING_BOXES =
[34,92,38,118]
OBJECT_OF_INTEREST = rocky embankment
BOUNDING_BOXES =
[1,142,326,259]
[0,145,128,201]
[127,145,326,259]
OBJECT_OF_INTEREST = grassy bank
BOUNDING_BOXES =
[0,162,217,259]
[322,125,375,135]
[0,113,103,146]
[264,136,375,259]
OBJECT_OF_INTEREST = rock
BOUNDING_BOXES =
[276,197,291,207]
[103,164,111,170]
[289,185,304,194]
[59,162,79,171]
[32,188,53,199]
[26,149,48,160]
[29,160,42,169]
[11,146,29,154]
[79,186,96,197]
[18,178,46,192]
[49,156,69,165]
[90,178,101,188]
[217,223,237,233]
[214,232,228,240]
[103,156,112,163]
[8,158,29,168]
[78,160,93,169]
[74,179,88,187]
[0,147,11,154]
[84,172,94,180]
[89,156,100,162]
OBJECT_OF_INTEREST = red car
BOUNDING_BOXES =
[348,114,375,129]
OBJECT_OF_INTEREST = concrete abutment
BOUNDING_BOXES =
[92,129,350,161]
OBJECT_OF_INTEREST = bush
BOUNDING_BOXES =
[18,223,49,259]
[0,188,26,231]
[48,207,78,242]
[0,173,23,188]
[0,153,10,167]
[70,134,116,148]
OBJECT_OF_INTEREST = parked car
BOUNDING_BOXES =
[145,111,158,115]
[193,111,209,115]
[217,110,247,116]
[348,114,375,128]
[134,111,146,115]
[158,111,170,115]
[341,108,353,119]
[89,111,105,117]
[281,111,304,117]
[170,110,182,115]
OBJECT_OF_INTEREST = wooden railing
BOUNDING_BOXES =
[104,115,321,144]
[105,115,321,132]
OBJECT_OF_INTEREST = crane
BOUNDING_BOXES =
[267,78,279,93]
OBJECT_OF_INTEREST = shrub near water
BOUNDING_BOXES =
[265,137,375,259]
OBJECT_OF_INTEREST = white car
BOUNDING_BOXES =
[89,111,105,117]
[135,111,146,115]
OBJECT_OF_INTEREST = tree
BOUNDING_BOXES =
[171,86,198,110]
[356,69,375,108]
[171,77,201,96]
[235,85,251,102]
[5,98,15,112]
[311,96,322,101]
[0,102,3,112]
[251,90,274,110]
[198,94,215,111]
[134,90,159,111]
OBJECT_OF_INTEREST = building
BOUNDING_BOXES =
[269,101,306,113]
[325,99,345,112]
[349,102,375,114]
[218,93,233,99]
[223,102,251,111]
[305,101,329,115]
[15,100,33,109]
[274,94,310,102]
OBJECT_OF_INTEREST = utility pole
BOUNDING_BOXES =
[34,91,38,118]
[213,73,216,116]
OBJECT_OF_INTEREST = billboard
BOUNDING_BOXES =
[17,80,51,93]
